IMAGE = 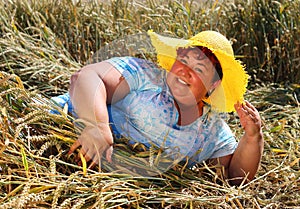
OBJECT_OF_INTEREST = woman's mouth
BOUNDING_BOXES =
[177,78,189,86]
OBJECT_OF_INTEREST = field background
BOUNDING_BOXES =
[0,0,299,208]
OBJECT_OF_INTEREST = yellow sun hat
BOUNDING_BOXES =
[147,30,249,113]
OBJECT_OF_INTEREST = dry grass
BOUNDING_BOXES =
[0,70,299,208]
[0,0,299,208]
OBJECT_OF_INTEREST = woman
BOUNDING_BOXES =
[53,30,263,184]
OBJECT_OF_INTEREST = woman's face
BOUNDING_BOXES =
[166,47,221,107]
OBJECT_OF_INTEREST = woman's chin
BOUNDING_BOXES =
[173,95,198,107]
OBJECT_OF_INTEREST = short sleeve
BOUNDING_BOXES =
[190,114,238,164]
[209,120,237,159]
[50,93,77,116]
[106,57,164,92]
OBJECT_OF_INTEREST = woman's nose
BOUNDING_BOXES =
[178,65,192,78]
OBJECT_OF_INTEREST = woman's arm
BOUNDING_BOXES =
[228,101,264,185]
[68,61,130,165]
[212,101,263,185]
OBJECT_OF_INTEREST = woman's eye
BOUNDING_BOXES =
[194,68,203,73]
[179,58,188,64]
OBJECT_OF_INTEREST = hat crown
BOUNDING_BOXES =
[189,31,234,56]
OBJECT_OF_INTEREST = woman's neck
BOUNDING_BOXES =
[175,101,204,126]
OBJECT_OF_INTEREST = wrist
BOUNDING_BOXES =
[244,130,263,143]
[96,121,111,130]
[96,122,114,145]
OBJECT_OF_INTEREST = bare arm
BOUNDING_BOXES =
[68,61,130,165]
[228,101,264,185]
[211,101,264,185]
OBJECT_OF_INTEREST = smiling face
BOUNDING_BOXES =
[166,47,222,109]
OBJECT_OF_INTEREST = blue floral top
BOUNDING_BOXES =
[52,57,237,165]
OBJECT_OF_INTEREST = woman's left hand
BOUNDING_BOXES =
[234,100,262,138]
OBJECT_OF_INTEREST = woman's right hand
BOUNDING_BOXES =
[68,123,113,167]
[68,62,130,168]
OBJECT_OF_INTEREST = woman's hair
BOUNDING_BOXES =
[176,46,223,82]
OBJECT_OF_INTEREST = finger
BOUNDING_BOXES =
[88,160,97,169]
[241,106,260,124]
[84,147,101,164]
[241,101,254,113]
[75,147,90,166]
[242,103,258,118]
[68,140,81,155]
[236,102,259,125]
[245,100,257,111]
[77,151,92,166]
[91,149,103,165]
[234,102,243,115]
[83,150,92,163]
[234,102,240,111]
[106,145,113,163]
[237,103,249,119]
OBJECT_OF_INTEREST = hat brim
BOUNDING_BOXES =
[148,30,248,113]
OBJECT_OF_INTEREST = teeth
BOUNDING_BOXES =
[178,78,188,85]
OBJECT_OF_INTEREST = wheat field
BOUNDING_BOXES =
[0,0,299,208]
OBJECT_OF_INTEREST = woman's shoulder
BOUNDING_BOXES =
[106,57,159,71]
[107,56,165,78]
[104,56,166,90]
[107,56,156,67]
